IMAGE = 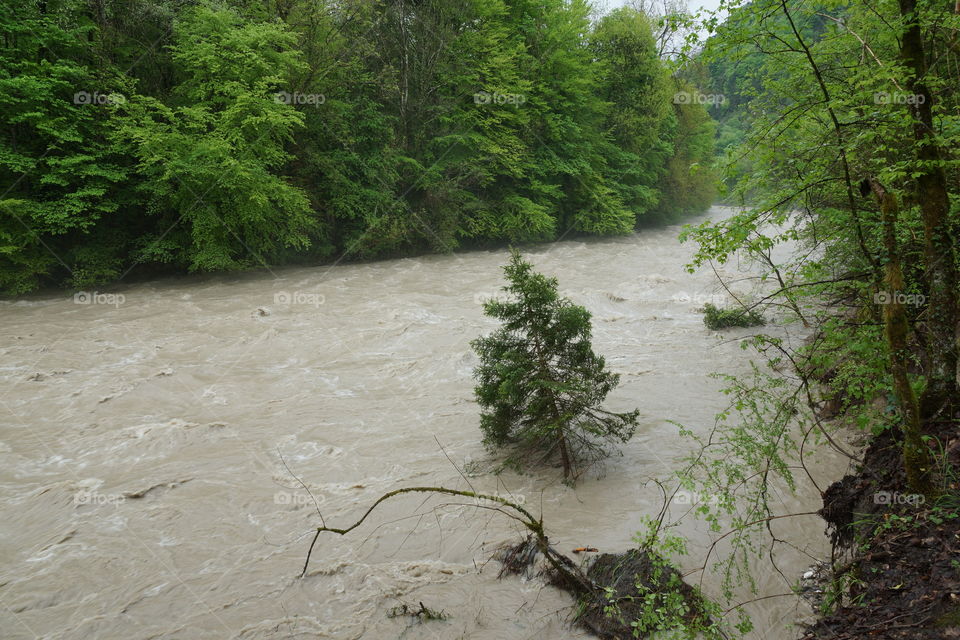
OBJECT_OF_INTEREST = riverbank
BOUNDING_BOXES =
[802,402,960,638]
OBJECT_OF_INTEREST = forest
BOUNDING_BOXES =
[1,0,716,294]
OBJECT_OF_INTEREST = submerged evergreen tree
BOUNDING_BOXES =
[471,250,639,480]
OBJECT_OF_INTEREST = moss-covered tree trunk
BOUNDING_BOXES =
[868,179,935,497]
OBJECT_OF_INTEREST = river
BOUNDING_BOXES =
[0,206,837,639]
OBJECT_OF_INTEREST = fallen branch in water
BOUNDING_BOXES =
[299,485,717,638]
[299,485,595,592]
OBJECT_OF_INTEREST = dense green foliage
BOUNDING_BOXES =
[701,302,764,330]
[688,0,960,438]
[471,250,639,480]
[0,0,718,294]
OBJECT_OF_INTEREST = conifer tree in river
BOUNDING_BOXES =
[471,250,639,481]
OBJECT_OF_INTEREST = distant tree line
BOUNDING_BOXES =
[0,0,718,294]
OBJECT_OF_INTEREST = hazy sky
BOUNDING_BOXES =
[603,0,725,15]
[599,0,728,44]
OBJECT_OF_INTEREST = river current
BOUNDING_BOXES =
[1,206,839,639]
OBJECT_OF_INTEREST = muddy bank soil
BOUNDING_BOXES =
[802,412,960,639]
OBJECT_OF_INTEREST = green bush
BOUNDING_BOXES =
[702,302,765,330]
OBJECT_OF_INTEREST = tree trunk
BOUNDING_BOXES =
[525,299,575,479]
[557,428,572,479]
[897,0,960,419]
[867,179,935,497]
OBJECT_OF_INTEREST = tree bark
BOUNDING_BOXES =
[866,178,935,497]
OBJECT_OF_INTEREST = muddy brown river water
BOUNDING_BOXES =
[1,207,841,639]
